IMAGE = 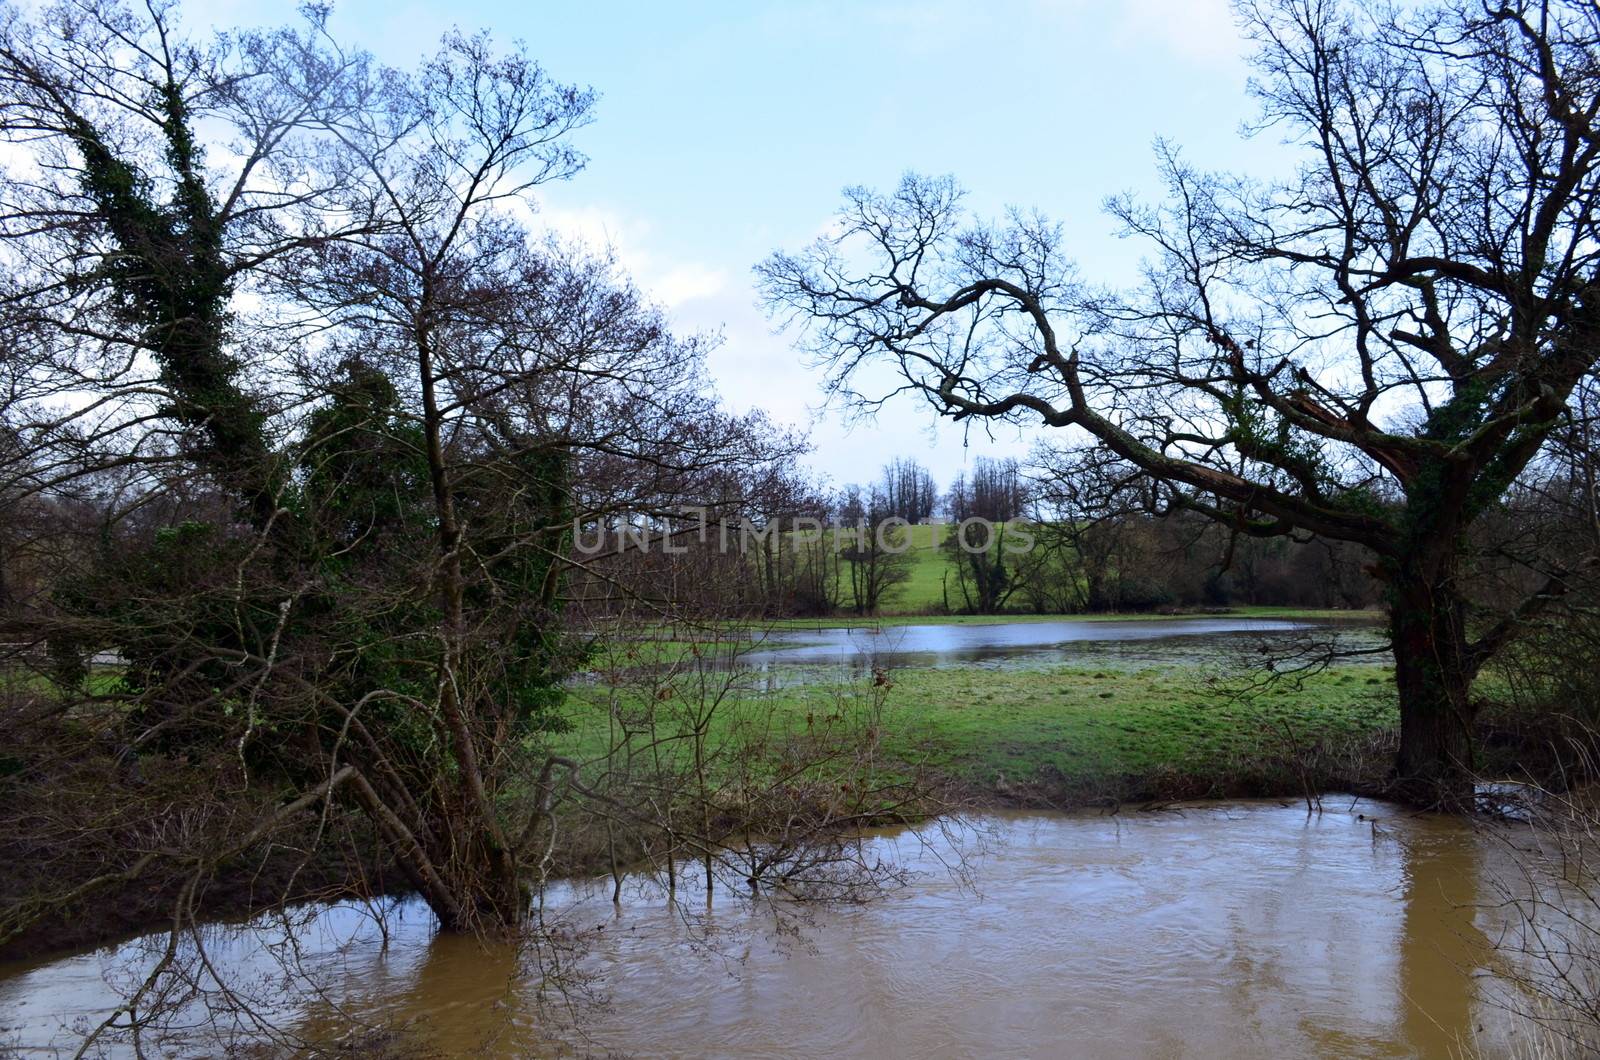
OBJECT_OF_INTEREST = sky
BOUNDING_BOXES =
[212,0,1296,490]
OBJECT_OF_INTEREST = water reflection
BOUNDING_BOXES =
[0,802,1544,1058]
[743,617,1325,665]
[1396,820,1493,1056]
[569,618,1391,692]
[729,617,1388,688]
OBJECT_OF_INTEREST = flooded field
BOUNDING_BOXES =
[735,615,1388,679]
[0,801,1561,1058]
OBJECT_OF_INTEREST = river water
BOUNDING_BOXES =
[0,801,1560,1058]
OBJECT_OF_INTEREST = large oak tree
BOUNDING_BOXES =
[762,0,1600,805]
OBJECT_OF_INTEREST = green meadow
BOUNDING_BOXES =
[562,657,1401,805]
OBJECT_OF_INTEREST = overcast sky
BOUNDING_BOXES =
[214,0,1296,490]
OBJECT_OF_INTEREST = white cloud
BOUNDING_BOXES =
[535,204,725,308]
[1025,0,1246,67]
[651,264,729,309]
[536,204,647,269]
[1114,0,1245,65]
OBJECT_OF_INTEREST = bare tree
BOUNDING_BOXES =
[761,0,1600,805]
[1023,457,1156,612]
[880,457,938,523]
[837,481,913,615]
[943,457,1031,614]
[0,0,803,949]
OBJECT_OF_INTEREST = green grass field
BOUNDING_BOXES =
[875,665,1395,789]
[880,521,950,612]
[561,659,1400,803]
[815,520,948,614]
[574,526,1393,806]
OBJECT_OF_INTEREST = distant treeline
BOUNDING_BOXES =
[572,456,1384,617]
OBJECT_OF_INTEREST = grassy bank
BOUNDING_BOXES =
[867,665,1395,796]
[562,659,1401,807]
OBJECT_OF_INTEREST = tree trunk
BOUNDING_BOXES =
[425,844,528,935]
[441,867,527,935]
[1387,568,1477,809]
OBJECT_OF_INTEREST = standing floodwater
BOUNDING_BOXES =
[0,800,1553,1058]
[739,616,1386,671]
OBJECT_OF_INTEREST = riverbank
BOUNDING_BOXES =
[3,662,1390,967]
[561,659,1404,809]
[8,627,1569,971]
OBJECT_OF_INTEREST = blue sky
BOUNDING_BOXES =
[217,0,1295,489]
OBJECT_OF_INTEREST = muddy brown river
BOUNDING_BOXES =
[0,800,1565,1058]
